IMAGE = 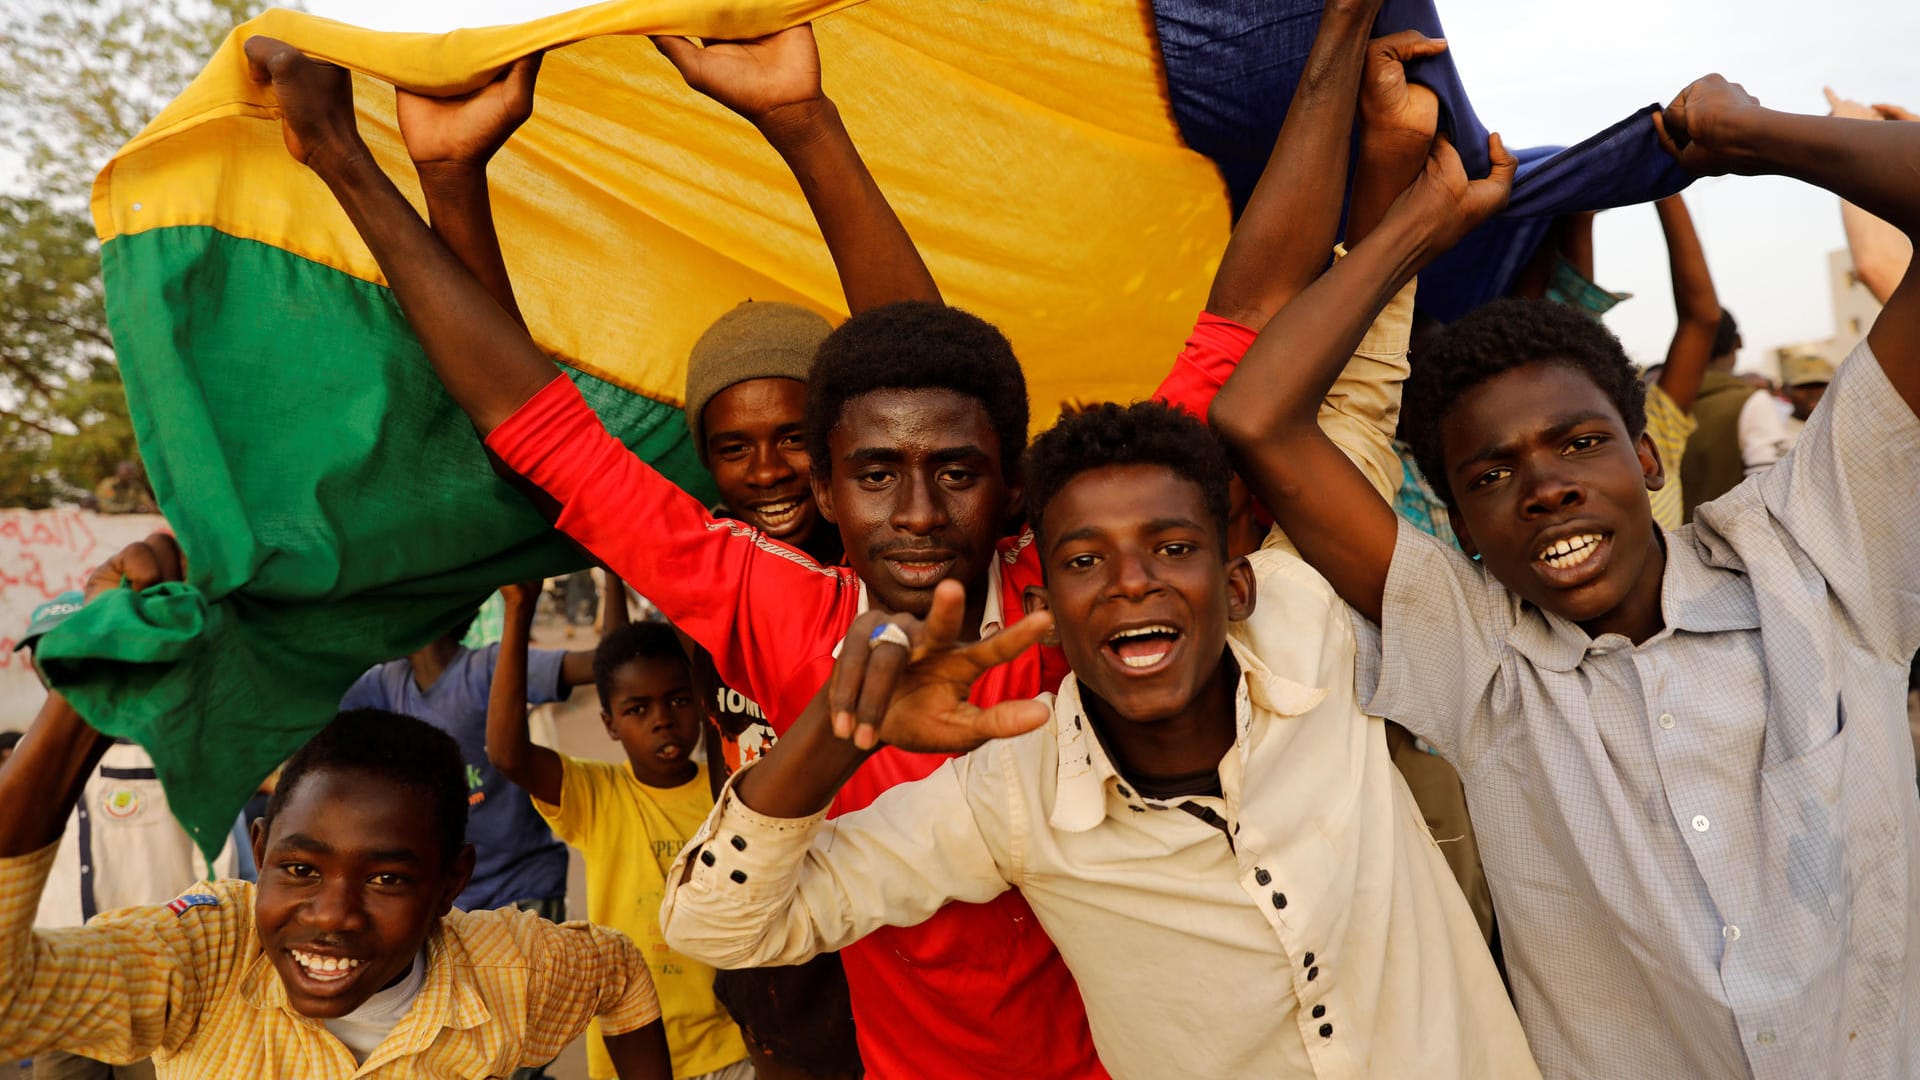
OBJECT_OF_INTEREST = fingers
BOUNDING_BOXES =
[1876,103,1919,122]
[503,52,543,113]
[650,34,701,74]
[851,617,917,751]
[1483,131,1518,188]
[971,699,1053,742]
[1370,29,1447,63]
[243,35,287,84]
[959,610,1055,673]
[83,533,184,602]
[919,580,966,659]
[1650,108,1682,158]
[829,611,904,741]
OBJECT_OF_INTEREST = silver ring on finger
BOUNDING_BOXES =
[868,622,911,650]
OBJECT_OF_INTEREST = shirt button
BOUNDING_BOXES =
[1254,868,1271,886]
[1658,712,1676,730]
[1757,1031,1775,1046]
[1303,952,1315,966]
[1692,815,1711,832]
[1271,892,1287,910]
[1306,966,1318,981]
[1311,1004,1325,1019]
[1319,1023,1333,1038]
[1723,924,1741,941]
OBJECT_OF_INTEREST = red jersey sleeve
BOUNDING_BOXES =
[1152,312,1259,417]
[484,376,857,723]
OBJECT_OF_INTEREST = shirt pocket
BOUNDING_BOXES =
[1760,701,1850,926]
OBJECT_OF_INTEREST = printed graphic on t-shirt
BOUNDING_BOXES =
[713,686,777,766]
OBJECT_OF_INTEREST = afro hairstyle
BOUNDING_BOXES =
[264,709,470,866]
[1402,297,1646,506]
[1022,399,1234,550]
[593,620,691,710]
[804,301,1029,484]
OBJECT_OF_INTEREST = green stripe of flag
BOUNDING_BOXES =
[34,225,713,855]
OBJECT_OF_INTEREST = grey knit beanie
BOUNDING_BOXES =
[684,300,833,463]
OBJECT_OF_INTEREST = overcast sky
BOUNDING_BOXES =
[301,0,1920,370]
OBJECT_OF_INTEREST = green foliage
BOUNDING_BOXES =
[0,0,283,508]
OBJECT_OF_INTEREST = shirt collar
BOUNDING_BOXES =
[1504,530,1761,672]
[1048,634,1328,833]
[241,920,490,1050]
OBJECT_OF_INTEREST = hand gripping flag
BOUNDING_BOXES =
[37,0,1687,855]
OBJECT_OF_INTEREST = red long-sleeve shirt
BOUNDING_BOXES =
[484,315,1250,1079]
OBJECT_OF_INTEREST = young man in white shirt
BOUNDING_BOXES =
[660,396,1536,1079]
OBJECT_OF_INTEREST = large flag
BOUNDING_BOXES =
[37,0,1687,854]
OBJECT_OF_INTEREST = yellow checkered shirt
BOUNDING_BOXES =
[0,844,660,1077]
[1645,383,1697,531]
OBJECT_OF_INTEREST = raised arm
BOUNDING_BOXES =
[1654,193,1721,413]
[1202,0,1383,328]
[1210,135,1515,620]
[396,56,541,325]
[1659,76,1920,414]
[655,25,938,313]
[487,581,565,805]
[247,39,555,434]
[1825,89,1913,305]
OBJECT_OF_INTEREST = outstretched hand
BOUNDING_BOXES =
[1360,31,1446,146]
[397,54,542,172]
[1655,74,1765,177]
[83,533,187,603]
[244,36,367,175]
[829,580,1053,754]
[652,24,824,131]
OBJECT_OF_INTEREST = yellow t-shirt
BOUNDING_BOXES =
[1644,383,1697,532]
[537,759,746,1080]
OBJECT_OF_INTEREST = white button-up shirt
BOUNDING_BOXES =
[662,545,1536,1079]
[1356,341,1920,1078]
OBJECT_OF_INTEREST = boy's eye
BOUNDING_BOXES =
[1064,553,1100,571]
[369,873,410,888]
[938,467,977,485]
[1159,541,1197,558]
[856,469,894,487]
[1469,466,1511,490]
[713,442,749,460]
[779,435,806,451]
[670,694,696,709]
[282,862,318,879]
[1566,434,1605,453]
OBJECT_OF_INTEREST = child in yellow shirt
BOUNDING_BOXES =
[488,582,749,1080]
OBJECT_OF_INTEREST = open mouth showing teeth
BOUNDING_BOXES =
[1106,625,1180,669]
[1535,532,1604,569]
[753,498,805,529]
[657,743,686,760]
[290,949,364,981]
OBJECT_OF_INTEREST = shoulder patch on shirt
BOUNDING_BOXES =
[167,893,219,916]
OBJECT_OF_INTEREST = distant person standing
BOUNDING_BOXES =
[1678,309,1763,520]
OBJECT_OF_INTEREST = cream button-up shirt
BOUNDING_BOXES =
[662,545,1537,1079]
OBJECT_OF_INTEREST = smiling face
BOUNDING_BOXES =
[814,388,1014,619]
[601,655,705,788]
[1034,464,1253,724]
[1439,362,1666,640]
[250,769,471,1019]
[702,377,819,541]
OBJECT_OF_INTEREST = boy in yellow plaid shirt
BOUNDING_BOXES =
[0,536,673,1079]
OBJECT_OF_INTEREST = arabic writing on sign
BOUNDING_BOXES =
[0,510,167,713]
